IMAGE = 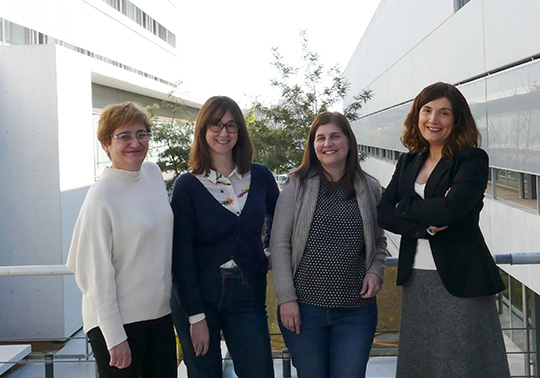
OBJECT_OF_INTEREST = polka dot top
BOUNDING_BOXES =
[294,180,375,308]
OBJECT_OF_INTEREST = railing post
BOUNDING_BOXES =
[491,167,498,199]
[537,175,540,215]
[282,348,291,378]
[523,286,531,377]
[45,353,54,378]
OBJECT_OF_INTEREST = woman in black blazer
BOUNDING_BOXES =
[377,82,510,378]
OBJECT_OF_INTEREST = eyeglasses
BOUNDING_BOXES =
[111,131,152,142]
[208,121,239,133]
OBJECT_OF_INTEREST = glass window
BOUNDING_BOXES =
[168,31,176,47]
[5,20,28,45]
[454,0,470,12]
[0,18,3,45]
[93,113,109,180]
[158,23,167,40]
[126,2,136,21]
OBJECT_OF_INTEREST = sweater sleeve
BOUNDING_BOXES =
[262,165,280,249]
[365,178,387,280]
[66,193,127,349]
[170,175,205,317]
[270,179,298,305]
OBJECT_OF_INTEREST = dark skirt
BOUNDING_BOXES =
[396,269,510,378]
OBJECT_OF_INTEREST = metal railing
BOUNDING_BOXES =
[2,252,539,277]
[1,252,540,378]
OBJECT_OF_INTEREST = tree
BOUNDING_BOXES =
[147,100,195,188]
[245,110,291,173]
[249,30,372,171]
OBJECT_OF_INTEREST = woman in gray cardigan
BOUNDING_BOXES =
[271,111,387,378]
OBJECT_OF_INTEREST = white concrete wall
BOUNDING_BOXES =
[0,0,180,82]
[345,0,540,115]
[0,45,93,339]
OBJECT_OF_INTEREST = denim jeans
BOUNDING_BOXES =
[172,268,274,378]
[279,302,378,378]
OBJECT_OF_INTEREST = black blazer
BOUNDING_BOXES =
[377,147,505,298]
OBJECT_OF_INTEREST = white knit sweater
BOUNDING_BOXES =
[67,161,173,349]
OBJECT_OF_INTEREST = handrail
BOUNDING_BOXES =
[385,252,540,268]
[1,252,540,276]
[0,264,71,276]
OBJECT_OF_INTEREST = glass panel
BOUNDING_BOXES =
[158,23,167,40]
[500,270,511,333]
[168,31,176,47]
[486,60,540,175]
[510,275,525,349]
[93,113,109,180]
[126,3,136,21]
[454,0,471,12]
[5,20,28,45]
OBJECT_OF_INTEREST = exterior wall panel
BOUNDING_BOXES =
[345,0,540,298]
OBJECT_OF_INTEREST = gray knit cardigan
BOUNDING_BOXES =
[270,172,387,306]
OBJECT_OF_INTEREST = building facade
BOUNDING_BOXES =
[0,0,199,341]
[344,0,540,374]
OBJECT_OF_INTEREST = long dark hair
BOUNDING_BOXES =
[401,82,480,159]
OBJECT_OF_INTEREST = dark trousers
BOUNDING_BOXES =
[87,314,177,378]
[171,269,274,378]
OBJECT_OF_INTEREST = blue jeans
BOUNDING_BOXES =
[172,269,274,378]
[279,302,378,378]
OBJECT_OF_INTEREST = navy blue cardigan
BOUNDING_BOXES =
[171,163,279,317]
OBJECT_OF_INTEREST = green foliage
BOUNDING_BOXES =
[147,101,195,188]
[245,110,291,173]
[249,30,372,171]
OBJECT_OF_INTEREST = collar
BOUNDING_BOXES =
[196,167,243,184]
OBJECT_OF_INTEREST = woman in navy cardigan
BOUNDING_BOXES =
[377,82,510,377]
[170,96,278,378]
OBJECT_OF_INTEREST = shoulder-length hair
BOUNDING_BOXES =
[189,96,253,175]
[293,111,366,198]
[401,82,480,159]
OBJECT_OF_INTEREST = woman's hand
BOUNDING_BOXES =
[280,300,301,334]
[190,319,210,356]
[109,340,132,369]
[429,225,449,232]
[361,273,383,299]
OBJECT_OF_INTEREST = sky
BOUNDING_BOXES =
[174,0,381,108]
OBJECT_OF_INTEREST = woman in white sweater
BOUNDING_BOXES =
[67,102,176,377]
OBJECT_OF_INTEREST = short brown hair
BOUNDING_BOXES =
[294,111,366,198]
[189,96,253,175]
[97,102,152,145]
[401,82,480,159]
